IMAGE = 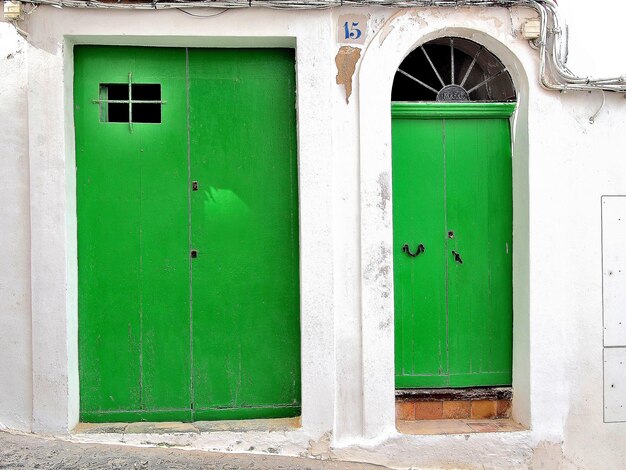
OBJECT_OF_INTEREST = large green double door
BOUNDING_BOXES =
[75,46,300,422]
[392,103,514,388]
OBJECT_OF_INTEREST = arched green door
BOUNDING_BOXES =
[392,103,514,388]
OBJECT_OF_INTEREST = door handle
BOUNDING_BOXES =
[402,243,425,258]
[451,250,463,264]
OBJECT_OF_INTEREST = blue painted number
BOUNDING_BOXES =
[344,21,362,40]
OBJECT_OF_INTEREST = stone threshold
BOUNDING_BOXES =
[73,417,301,435]
[396,386,512,401]
[397,418,525,435]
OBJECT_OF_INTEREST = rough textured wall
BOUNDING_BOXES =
[1,2,626,467]
[0,22,33,432]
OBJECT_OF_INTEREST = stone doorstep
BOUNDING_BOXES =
[396,398,512,421]
[73,417,301,435]
[396,418,525,436]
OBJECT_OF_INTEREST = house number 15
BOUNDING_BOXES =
[338,14,368,45]
[344,22,362,40]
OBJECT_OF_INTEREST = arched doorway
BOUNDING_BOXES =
[392,37,516,389]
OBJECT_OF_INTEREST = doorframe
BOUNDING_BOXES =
[29,27,336,435]
[358,26,530,439]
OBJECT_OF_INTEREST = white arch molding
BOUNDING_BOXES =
[357,13,531,440]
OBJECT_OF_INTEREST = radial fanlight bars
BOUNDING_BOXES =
[392,37,516,103]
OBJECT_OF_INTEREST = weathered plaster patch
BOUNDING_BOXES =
[363,243,392,300]
[335,46,361,104]
[376,172,390,214]
[376,9,417,46]
[378,25,394,46]
[528,441,575,469]
[307,432,332,460]
[363,243,391,280]
[477,9,504,30]
[408,9,429,29]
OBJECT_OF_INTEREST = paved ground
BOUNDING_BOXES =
[0,431,387,470]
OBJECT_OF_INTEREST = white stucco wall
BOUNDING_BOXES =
[1,1,626,467]
[561,0,626,77]
[0,22,33,432]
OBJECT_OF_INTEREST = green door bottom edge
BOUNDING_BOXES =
[81,406,301,423]
[396,372,512,389]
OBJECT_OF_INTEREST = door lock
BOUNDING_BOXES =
[190,250,198,259]
[451,250,463,264]
[402,243,425,258]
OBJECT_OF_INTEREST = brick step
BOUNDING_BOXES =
[396,388,512,421]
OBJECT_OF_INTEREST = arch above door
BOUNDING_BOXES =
[393,37,516,103]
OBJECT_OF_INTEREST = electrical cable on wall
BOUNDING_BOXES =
[9,0,626,95]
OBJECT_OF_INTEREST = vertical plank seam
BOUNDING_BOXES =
[133,54,144,412]
[186,47,195,417]
[443,119,450,385]
[138,72,144,412]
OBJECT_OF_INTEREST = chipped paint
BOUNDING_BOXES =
[376,172,390,214]
[307,431,332,460]
[529,441,571,468]
[408,9,429,29]
[378,24,395,46]
[477,10,504,29]
[335,46,361,104]
[363,243,392,300]
[377,9,413,46]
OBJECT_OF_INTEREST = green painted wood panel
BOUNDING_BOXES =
[76,46,191,418]
[392,103,513,389]
[392,119,447,384]
[445,118,513,387]
[76,46,300,422]
[188,49,300,418]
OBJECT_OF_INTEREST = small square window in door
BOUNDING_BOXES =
[98,83,162,124]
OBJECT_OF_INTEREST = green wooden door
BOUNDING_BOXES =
[392,103,514,388]
[75,46,300,422]
[188,50,300,420]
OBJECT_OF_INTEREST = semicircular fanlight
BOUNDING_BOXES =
[392,37,516,103]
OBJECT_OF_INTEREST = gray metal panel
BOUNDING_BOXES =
[604,347,626,422]
[602,196,626,347]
